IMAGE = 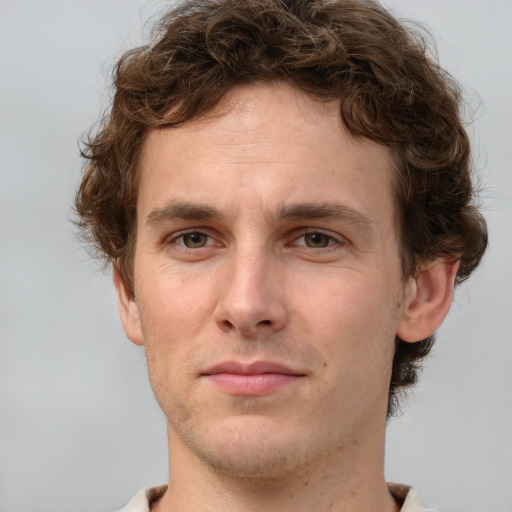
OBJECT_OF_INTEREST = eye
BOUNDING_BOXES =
[303,233,333,248]
[176,232,211,248]
[295,232,339,248]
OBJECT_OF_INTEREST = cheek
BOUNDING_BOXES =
[299,275,400,367]
[140,297,204,412]
[135,260,216,336]
[133,270,212,397]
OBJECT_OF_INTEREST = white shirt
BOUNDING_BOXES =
[116,483,435,511]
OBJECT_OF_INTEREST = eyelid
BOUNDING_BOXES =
[290,228,347,247]
[166,229,218,248]
[163,227,346,252]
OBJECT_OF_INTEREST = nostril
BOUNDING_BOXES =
[222,319,235,329]
[259,320,271,325]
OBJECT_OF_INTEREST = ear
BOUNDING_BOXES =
[113,263,144,346]
[397,258,460,343]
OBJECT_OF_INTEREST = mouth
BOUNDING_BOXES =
[201,361,306,396]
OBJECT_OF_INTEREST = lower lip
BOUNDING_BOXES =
[205,373,303,396]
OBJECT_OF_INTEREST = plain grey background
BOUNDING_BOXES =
[1,1,511,511]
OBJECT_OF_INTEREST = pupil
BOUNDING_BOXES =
[307,233,328,247]
[185,233,205,247]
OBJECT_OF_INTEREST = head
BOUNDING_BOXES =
[75,0,487,419]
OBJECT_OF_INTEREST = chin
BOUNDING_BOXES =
[177,414,322,479]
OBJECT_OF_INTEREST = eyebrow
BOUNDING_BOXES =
[277,203,374,232]
[146,201,221,226]
[146,200,374,233]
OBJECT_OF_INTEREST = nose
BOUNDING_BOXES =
[214,247,288,337]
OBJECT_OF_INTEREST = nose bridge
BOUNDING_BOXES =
[215,239,287,335]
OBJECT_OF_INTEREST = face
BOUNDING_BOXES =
[119,82,413,478]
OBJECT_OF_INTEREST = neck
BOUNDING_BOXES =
[152,424,399,512]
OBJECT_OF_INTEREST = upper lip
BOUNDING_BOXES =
[202,361,304,376]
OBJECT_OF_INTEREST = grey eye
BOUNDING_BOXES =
[304,233,331,248]
[182,232,209,248]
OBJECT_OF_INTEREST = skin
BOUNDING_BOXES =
[115,82,458,511]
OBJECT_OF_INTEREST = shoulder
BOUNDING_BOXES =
[388,483,437,512]
[115,485,167,512]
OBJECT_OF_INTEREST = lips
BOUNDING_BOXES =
[204,360,302,376]
[202,361,305,396]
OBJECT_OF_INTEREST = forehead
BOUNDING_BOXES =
[138,82,396,228]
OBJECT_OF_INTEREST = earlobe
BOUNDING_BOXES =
[397,258,460,343]
[113,263,144,346]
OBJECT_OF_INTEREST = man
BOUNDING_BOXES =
[75,0,487,510]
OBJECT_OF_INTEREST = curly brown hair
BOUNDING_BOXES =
[75,0,487,415]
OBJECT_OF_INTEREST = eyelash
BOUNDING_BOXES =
[169,231,218,249]
[167,229,345,252]
[290,230,344,249]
